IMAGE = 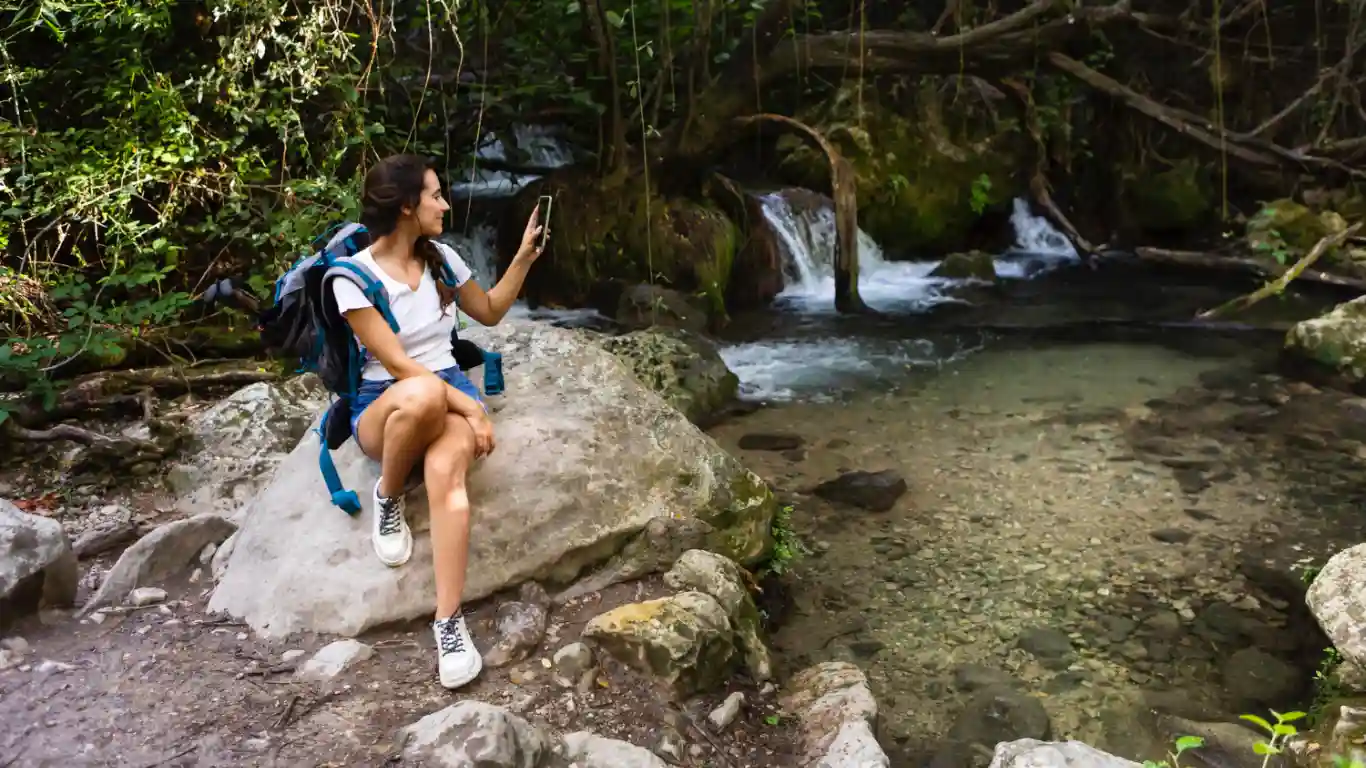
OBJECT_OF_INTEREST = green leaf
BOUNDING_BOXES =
[1277,711,1307,723]
[1173,736,1204,754]
[1272,724,1297,737]
[1240,714,1273,734]
[605,10,624,27]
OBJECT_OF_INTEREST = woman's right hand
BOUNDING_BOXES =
[467,411,496,458]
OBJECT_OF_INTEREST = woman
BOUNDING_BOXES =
[331,154,544,690]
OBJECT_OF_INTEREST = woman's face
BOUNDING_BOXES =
[409,169,450,237]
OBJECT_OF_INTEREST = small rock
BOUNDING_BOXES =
[1017,627,1074,670]
[653,726,687,764]
[36,659,74,673]
[400,700,552,766]
[296,639,374,683]
[0,649,19,670]
[1,636,30,654]
[989,739,1139,768]
[708,692,745,730]
[86,514,236,611]
[127,587,167,606]
[198,543,217,565]
[281,649,306,663]
[953,664,1020,692]
[561,731,669,768]
[1221,647,1303,710]
[738,433,804,452]
[1150,528,1194,544]
[947,685,1052,750]
[484,582,550,669]
[813,470,908,512]
[553,642,595,685]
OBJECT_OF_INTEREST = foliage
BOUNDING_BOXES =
[759,503,809,578]
[1143,710,1366,768]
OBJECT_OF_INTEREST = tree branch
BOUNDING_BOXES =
[1196,224,1362,319]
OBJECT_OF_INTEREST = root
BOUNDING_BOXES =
[1196,225,1363,319]
[734,113,866,313]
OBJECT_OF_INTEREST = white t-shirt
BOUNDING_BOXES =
[331,242,474,381]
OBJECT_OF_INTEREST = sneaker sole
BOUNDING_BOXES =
[373,531,414,568]
[439,658,483,690]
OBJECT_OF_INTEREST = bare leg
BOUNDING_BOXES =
[423,413,478,618]
[355,375,448,497]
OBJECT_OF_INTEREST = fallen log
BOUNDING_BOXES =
[1130,247,1366,293]
[1197,225,1363,319]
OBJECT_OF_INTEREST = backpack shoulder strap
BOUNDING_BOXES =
[316,400,362,515]
[430,241,460,288]
[323,257,400,333]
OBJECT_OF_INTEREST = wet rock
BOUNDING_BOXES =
[738,433,805,452]
[600,327,739,427]
[813,470,908,513]
[561,731,669,767]
[400,700,551,767]
[614,283,708,335]
[781,662,887,768]
[663,549,772,680]
[1017,627,1074,670]
[296,639,373,683]
[1285,295,1366,386]
[165,377,329,523]
[952,665,1020,692]
[88,514,235,611]
[483,582,550,669]
[583,591,736,698]
[1308,542,1366,688]
[210,323,777,639]
[0,498,77,628]
[707,691,745,730]
[946,686,1051,753]
[1220,647,1303,710]
[988,739,1138,768]
[1142,611,1183,640]
[1149,528,1193,544]
[932,251,998,282]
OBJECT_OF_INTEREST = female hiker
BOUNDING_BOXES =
[331,154,545,690]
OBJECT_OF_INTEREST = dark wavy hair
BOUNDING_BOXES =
[360,154,455,309]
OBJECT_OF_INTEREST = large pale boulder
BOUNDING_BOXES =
[1285,296,1366,385]
[1,499,77,627]
[989,740,1139,768]
[208,320,776,638]
[781,662,888,767]
[1308,543,1366,689]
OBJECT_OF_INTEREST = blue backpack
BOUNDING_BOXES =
[258,223,501,515]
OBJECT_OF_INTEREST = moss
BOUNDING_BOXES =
[1119,156,1216,233]
[511,170,739,313]
[702,468,777,567]
[931,250,998,281]
[779,83,1021,252]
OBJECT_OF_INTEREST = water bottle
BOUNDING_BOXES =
[482,350,505,396]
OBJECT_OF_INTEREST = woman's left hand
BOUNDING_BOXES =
[516,203,547,263]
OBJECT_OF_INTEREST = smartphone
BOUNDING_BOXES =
[537,195,554,250]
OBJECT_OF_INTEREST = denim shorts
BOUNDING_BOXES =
[350,365,483,436]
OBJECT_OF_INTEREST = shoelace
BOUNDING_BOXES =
[377,496,404,536]
[438,617,466,655]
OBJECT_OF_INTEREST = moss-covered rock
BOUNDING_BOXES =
[1285,296,1366,384]
[777,83,1021,252]
[1118,156,1217,233]
[582,591,737,698]
[931,250,998,281]
[600,327,739,427]
[504,170,738,316]
[614,284,709,334]
[664,549,773,682]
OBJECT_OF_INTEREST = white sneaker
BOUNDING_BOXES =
[433,613,483,689]
[371,478,413,567]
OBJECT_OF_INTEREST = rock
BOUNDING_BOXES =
[296,639,373,683]
[1149,528,1193,544]
[946,686,1051,751]
[1285,296,1366,385]
[209,320,776,638]
[708,691,745,730]
[1220,647,1303,710]
[400,700,551,767]
[0,498,77,627]
[87,514,236,611]
[561,731,669,768]
[210,531,236,581]
[165,377,330,523]
[127,587,167,606]
[599,327,739,426]
[653,727,687,764]
[281,649,306,663]
[738,433,805,452]
[988,739,1139,768]
[72,505,136,559]
[1151,713,1280,768]
[555,515,715,604]
[812,470,907,513]
[614,284,709,334]
[952,665,1020,692]
[932,251,998,282]
[1308,542,1366,688]
[664,549,772,680]
[1016,627,1074,670]
[781,662,887,768]
[552,642,595,686]
[484,583,550,669]
[583,591,736,698]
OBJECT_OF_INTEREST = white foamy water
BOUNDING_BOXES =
[726,191,1080,401]
[450,125,575,199]
[439,223,499,287]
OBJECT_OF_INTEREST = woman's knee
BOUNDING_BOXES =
[425,416,477,478]
[391,375,447,422]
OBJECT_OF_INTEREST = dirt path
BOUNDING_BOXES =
[709,343,1363,765]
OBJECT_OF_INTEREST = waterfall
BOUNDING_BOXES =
[997,198,1082,278]
[438,225,499,287]
[449,125,576,199]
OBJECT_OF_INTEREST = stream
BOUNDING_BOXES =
[701,195,1366,766]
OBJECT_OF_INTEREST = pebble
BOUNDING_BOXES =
[707,692,745,730]
[127,587,167,606]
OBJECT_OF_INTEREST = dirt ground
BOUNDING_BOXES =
[0,562,798,767]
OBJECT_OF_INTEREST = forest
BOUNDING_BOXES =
[3,0,1365,436]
